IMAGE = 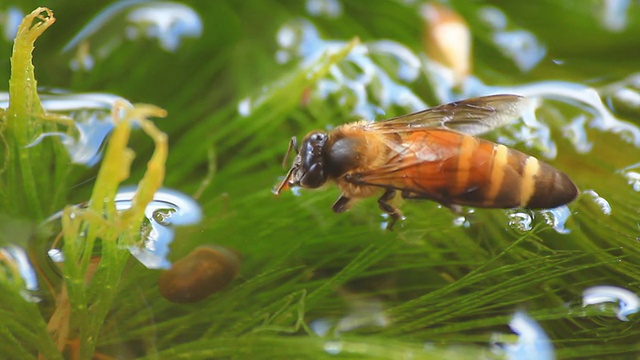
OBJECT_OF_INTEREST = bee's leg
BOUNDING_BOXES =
[378,189,402,230]
[332,194,352,213]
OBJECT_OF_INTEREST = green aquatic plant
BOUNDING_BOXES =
[1,2,640,359]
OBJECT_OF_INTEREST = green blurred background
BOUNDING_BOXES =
[1,0,640,359]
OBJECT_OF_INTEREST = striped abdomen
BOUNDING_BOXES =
[385,130,578,209]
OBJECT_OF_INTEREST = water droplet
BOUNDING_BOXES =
[504,311,555,360]
[323,341,343,355]
[237,97,252,117]
[47,248,65,263]
[478,6,546,72]
[583,190,612,215]
[583,285,639,321]
[0,91,134,167]
[158,245,240,303]
[478,6,507,30]
[563,115,594,153]
[618,162,640,192]
[1,6,23,41]
[152,208,176,226]
[0,245,40,303]
[335,297,389,334]
[540,206,572,234]
[507,211,533,232]
[306,0,342,18]
[598,0,631,32]
[612,87,640,109]
[272,20,426,121]
[115,186,203,269]
[62,1,202,71]
[309,318,334,337]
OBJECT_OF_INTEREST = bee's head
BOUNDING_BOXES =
[274,132,328,194]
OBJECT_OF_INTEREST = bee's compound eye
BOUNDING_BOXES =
[310,133,326,143]
[300,163,326,188]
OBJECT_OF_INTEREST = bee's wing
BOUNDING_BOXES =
[364,94,528,136]
[344,129,466,204]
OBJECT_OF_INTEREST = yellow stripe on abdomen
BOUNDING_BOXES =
[519,156,540,206]
[455,135,478,195]
[485,144,509,202]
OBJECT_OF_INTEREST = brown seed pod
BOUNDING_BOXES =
[422,3,471,83]
[158,245,240,303]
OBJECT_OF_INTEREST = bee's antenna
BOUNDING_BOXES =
[281,136,298,168]
[273,165,295,195]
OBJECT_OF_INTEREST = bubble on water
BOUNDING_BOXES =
[310,297,389,338]
[540,206,572,234]
[306,0,342,18]
[310,318,334,337]
[598,0,631,32]
[478,6,546,72]
[324,341,343,355]
[612,87,640,109]
[1,6,23,41]
[115,186,202,269]
[583,285,639,321]
[63,0,202,71]
[126,2,202,51]
[583,190,612,215]
[449,78,640,160]
[478,6,507,30]
[507,211,533,232]
[617,162,640,192]
[47,248,65,263]
[504,311,555,360]
[562,115,593,154]
[335,297,389,334]
[0,245,40,303]
[237,98,252,117]
[0,91,135,167]
[273,20,426,120]
[452,215,470,228]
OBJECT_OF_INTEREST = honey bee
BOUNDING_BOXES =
[274,95,578,229]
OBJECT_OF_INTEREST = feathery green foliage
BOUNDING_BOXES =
[1,1,639,359]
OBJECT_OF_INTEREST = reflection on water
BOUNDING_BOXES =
[599,0,632,32]
[507,211,533,232]
[0,6,22,41]
[62,0,202,71]
[42,187,202,271]
[504,311,554,360]
[306,0,342,18]
[540,206,572,234]
[583,285,640,321]
[618,162,640,191]
[0,91,130,166]
[582,190,612,215]
[477,6,546,72]
[115,186,202,269]
[507,206,572,234]
[273,20,425,120]
[310,297,389,336]
[0,245,40,302]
